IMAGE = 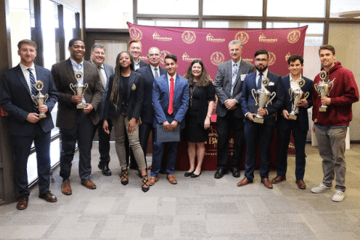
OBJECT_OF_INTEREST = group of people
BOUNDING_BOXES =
[0,37,358,211]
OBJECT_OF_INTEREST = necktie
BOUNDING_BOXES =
[28,68,37,96]
[168,78,174,115]
[154,68,159,78]
[231,63,238,98]
[257,73,263,90]
[98,66,106,87]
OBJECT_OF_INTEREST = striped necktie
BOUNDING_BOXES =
[28,68,37,96]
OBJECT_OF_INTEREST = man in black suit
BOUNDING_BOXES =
[214,40,255,179]
[51,38,102,195]
[136,47,167,171]
[0,39,58,210]
[89,44,114,176]
[271,55,313,189]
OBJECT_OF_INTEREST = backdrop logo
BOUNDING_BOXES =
[259,33,278,43]
[269,52,276,66]
[182,31,196,44]
[160,50,171,65]
[206,33,225,43]
[129,27,143,40]
[287,30,301,44]
[285,52,291,62]
[152,31,172,41]
[235,31,249,44]
[210,52,225,66]
[182,52,201,62]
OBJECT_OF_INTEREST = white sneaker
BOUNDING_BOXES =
[311,183,331,193]
[332,190,345,202]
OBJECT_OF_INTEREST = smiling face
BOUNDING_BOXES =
[229,43,242,63]
[128,42,142,61]
[254,54,269,73]
[119,52,131,68]
[191,62,202,79]
[18,43,37,67]
[148,47,161,67]
[91,47,105,66]
[319,49,336,70]
[69,40,85,63]
[288,59,303,78]
[165,58,178,77]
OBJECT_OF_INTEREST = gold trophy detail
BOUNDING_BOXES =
[31,80,49,118]
[251,77,276,124]
[314,71,334,112]
[70,71,88,109]
[288,78,310,120]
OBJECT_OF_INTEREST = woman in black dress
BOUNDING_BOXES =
[184,60,215,177]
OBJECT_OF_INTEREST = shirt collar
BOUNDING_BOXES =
[231,58,241,66]
[70,57,83,67]
[20,63,35,71]
[167,73,177,80]
[289,74,302,82]
[256,68,268,78]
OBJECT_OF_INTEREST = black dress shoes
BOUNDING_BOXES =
[214,169,226,179]
[191,172,201,178]
[231,168,241,178]
[98,164,112,176]
[184,171,194,177]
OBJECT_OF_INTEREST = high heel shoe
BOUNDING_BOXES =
[142,175,150,192]
[120,168,129,185]
[191,171,202,178]
[184,170,194,177]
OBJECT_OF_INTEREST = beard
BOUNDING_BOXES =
[255,64,268,73]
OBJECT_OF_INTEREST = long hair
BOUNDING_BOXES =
[184,59,210,87]
[109,51,134,110]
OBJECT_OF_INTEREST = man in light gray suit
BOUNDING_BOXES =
[214,40,255,179]
[89,44,114,176]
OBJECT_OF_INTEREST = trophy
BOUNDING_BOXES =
[31,80,49,118]
[251,77,276,124]
[70,71,88,109]
[314,71,334,112]
[288,78,310,120]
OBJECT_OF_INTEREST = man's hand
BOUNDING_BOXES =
[170,120,178,130]
[321,97,331,106]
[83,103,93,114]
[163,121,171,131]
[103,120,110,134]
[297,98,308,107]
[257,108,266,116]
[282,109,289,120]
[246,113,255,121]
[225,99,237,110]
[71,95,82,104]
[139,117,142,125]
[38,105,48,115]
[26,113,39,123]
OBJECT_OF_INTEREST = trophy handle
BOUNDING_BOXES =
[69,83,77,95]
[314,83,319,94]
[288,89,293,101]
[44,94,49,103]
[31,95,38,105]
[328,81,334,96]
[265,92,277,108]
[251,89,258,106]
[303,92,310,99]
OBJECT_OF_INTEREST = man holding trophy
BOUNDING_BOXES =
[238,49,285,189]
[0,39,58,210]
[311,45,359,202]
[51,38,102,195]
[271,55,313,189]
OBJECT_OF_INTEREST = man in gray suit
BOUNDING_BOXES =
[51,38,102,195]
[89,44,114,176]
[214,40,255,179]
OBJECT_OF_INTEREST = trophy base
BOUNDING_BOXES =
[319,107,327,112]
[39,114,46,118]
[289,114,297,120]
[77,104,85,109]
[254,117,264,124]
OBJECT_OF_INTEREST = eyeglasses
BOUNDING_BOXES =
[255,58,268,62]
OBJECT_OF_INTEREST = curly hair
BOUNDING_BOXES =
[183,60,211,87]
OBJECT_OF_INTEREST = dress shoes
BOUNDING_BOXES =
[271,176,286,184]
[214,169,226,179]
[184,171,194,177]
[81,179,96,189]
[98,164,112,176]
[261,178,273,189]
[61,180,72,195]
[16,197,28,210]
[296,180,306,189]
[167,174,177,184]
[148,177,158,186]
[231,168,241,178]
[39,192,57,202]
[191,171,201,178]
[237,177,253,187]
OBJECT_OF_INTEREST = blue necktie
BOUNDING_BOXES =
[28,68,37,96]
[257,73,263,90]
[154,68,159,78]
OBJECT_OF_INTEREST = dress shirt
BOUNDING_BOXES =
[19,63,37,93]
[70,58,85,104]
[289,74,301,91]
[98,64,107,87]
[150,65,160,79]
[167,73,177,92]
[255,69,269,88]
[134,60,141,70]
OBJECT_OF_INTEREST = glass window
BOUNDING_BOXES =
[63,7,76,59]
[94,40,127,67]
[138,19,198,28]
[267,0,325,18]
[330,0,360,18]
[203,0,262,16]
[138,0,199,15]
[203,21,262,29]
[85,0,133,29]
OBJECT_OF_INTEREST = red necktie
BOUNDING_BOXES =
[168,77,174,115]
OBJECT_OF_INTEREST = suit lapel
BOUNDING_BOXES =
[34,65,45,94]
[284,75,291,92]
[65,59,77,84]
[15,65,31,96]
[146,65,154,81]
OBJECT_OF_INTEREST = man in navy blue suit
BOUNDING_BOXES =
[271,55,313,189]
[149,54,189,186]
[238,49,285,189]
[0,39,58,210]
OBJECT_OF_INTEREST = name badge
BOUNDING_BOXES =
[241,74,247,81]
[269,82,275,86]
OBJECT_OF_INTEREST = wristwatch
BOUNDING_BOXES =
[207,114,211,118]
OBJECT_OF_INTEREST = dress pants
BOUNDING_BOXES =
[216,111,245,170]
[60,111,96,181]
[276,120,307,180]
[244,118,275,180]
[12,123,51,198]
[94,119,113,167]
[150,126,179,177]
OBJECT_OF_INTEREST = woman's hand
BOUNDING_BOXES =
[103,120,110,134]
[128,118,137,135]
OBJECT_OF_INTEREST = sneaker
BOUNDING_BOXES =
[332,190,345,202]
[311,183,331,193]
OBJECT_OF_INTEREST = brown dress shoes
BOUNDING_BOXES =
[271,176,286,184]
[167,174,177,184]
[39,192,57,202]
[261,178,273,189]
[148,177,158,186]
[61,180,72,195]
[237,177,253,187]
[81,179,96,189]
[296,180,306,189]
[16,197,28,210]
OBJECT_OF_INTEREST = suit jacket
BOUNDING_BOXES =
[104,71,144,120]
[152,73,189,129]
[136,65,167,123]
[277,75,313,131]
[51,58,103,129]
[214,59,255,118]
[241,71,285,126]
[0,64,58,136]
[88,60,114,120]
[139,60,148,68]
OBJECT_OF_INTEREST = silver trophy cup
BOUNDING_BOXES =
[251,88,276,124]
[70,82,88,109]
[31,80,49,118]
[314,81,331,112]
[288,89,310,120]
